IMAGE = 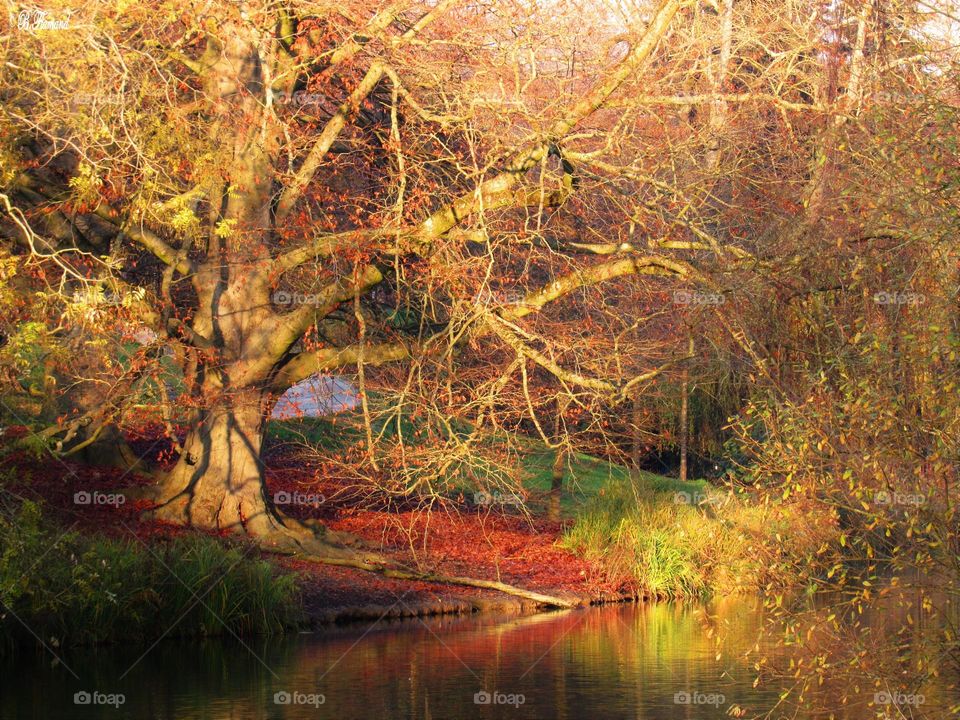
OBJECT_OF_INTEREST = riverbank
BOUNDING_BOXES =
[0,420,829,644]
[0,429,633,644]
[292,562,644,628]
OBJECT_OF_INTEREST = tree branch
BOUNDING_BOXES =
[487,315,618,393]
[496,255,691,324]
[272,341,410,390]
[273,228,390,273]
[271,253,692,391]
[90,206,195,276]
[611,92,824,113]
[275,0,460,220]
[254,265,388,385]
[413,0,685,246]
[275,60,389,220]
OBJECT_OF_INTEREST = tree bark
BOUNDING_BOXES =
[631,390,646,471]
[151,388,276,533]
[309,555,577,608]
[679,364,689,483]
[146,384,366,556]
[50,351,145,473]
[549,448,564,523]
[548,396,568,522]
[70,424,146,473]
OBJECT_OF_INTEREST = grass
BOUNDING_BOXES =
[267,415,357,451]
[558,474,829,599]
[269,408,830,600]
[265,402,473,452]
[0,498,302,649]
[520,450,629,516]
[521,449,719,518]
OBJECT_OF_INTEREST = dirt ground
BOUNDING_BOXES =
[1,426,632,624]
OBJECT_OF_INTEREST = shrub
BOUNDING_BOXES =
[0,498,302,649]
[560,476,825,598]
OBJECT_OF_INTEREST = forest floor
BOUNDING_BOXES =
[0,423,633,628]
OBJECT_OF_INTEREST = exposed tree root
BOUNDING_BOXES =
[236,521,577,608]
[130,482,577,609]
[298,554,578,609]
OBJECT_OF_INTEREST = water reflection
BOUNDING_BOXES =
[0,597,940,719]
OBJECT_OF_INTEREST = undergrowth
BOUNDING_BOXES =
[0,497,302,649]
[559,476,832,599]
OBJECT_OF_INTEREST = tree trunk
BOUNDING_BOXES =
[53,357,144,473]
[146,384,367,557]
[70,423,146,473]
[631,390,644,470]
[548,448,564,523]
[150,388,279,535]
[548,396,568,522]
[679,361,689,483]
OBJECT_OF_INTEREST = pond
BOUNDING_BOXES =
[0,596,938,719]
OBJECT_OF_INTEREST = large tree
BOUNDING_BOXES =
[1,0,875,553]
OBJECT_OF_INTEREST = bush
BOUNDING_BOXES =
[0,498,302,648]
[559,476,824,599]
[560,480,710,598]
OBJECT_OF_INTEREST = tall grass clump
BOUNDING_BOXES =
[158,534,302,636]
[559,480,709,598]
[559,474,824,599]
[0,498,302,649]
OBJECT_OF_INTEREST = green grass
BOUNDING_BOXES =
[267,408,825,600]
[521,450,716,518]
[520,450,627,515]
[557,472,829,599]
[558,479,734,598]
[0,499,302,649]
[266,400,475,451]
[267,415,358,450]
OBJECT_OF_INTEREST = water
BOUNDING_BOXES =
[0,596,873,720]
[271,376,358,419]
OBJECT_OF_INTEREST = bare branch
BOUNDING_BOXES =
[414,0,685,245]
[496,255,692,323]
[275,0,461,220]
[273,229,390,273]
[272,341,410,390]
